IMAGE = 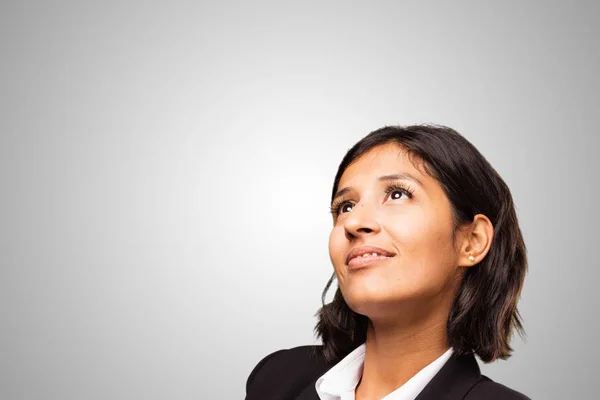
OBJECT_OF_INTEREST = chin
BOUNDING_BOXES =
[341,277,430,316]
[342,287,407,315]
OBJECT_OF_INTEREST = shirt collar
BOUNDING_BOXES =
[315,345,454,400]
[316,344,366,396]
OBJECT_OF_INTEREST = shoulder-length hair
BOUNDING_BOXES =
[314,124,527,364]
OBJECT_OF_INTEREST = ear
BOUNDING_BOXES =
[457,214,494,267]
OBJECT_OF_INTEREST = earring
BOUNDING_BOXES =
[468,254,475,262]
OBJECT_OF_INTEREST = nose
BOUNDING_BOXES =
[343,201,380,240]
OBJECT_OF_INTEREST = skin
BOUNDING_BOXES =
[328,143,494,400]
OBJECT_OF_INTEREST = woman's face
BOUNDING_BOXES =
[328,143,465,320]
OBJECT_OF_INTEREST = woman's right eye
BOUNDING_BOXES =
[329,200,355,216]
[339,202,354,214]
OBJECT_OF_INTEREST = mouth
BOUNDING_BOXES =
[348,254,394,269]
[346,246,395,269]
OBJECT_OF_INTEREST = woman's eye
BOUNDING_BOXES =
[340,203,353,213]
[388,189,407,201]
[334,188,409,216]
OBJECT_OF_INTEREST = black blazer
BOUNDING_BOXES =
[245,345,530,400]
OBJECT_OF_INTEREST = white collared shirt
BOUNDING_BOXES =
[315,344,453,400]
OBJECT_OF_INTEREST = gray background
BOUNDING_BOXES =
[1,1,598,399]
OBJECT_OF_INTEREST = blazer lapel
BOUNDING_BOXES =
[295,381,322,400]
[294,352,481,400]
[294,356,333,400]
[414,352,482,400]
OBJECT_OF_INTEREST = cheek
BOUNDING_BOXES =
[388,211,453,252]
[386,216,457,277]
[328,226,344,267]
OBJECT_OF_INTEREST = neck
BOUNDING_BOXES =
[354,308,451,400]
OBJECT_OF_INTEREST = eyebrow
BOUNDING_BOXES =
[332,173,424,203]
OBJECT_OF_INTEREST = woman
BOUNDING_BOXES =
[245,125,529,400]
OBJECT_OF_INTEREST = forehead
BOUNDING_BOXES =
[338,143,428,186]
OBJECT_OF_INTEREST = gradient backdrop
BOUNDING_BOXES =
[1,1,598,399]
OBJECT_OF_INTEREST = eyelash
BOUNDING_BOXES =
[329,182,415,216]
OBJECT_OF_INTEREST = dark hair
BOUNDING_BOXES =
[314,124,527,364]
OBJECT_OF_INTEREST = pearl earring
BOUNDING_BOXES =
[468,254,475,262]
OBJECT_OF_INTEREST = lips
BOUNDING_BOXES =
[346,245,396,265]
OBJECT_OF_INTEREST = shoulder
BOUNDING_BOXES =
[465,375,531,400]
[245,345,332,400]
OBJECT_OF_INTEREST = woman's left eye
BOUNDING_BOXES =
[387,189,408,201]
[389,190,404,200]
